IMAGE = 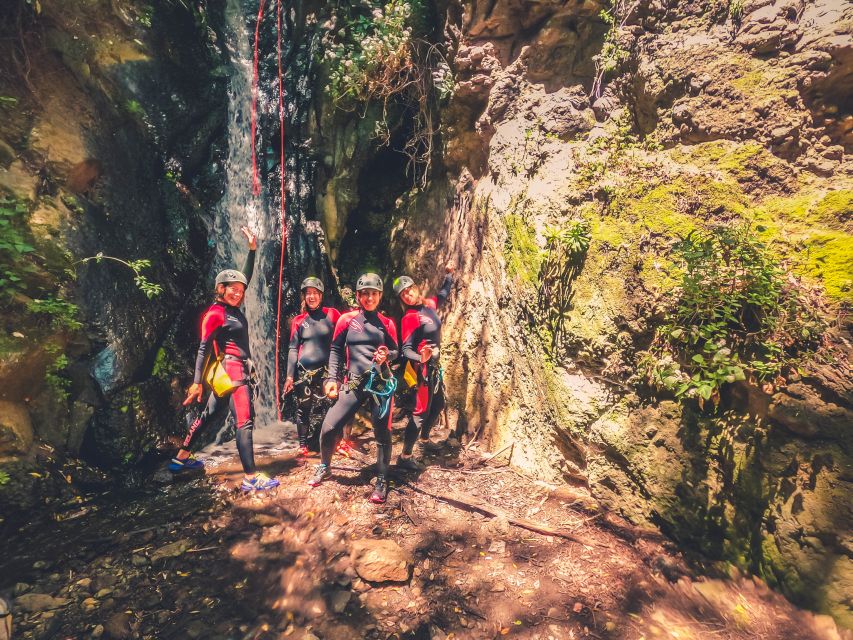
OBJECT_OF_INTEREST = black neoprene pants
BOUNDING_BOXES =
[319,386,392,477]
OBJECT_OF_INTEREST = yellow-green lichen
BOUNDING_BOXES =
[503,213,542,288]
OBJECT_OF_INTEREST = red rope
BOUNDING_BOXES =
[250,0,267,197]
[273,0,287,421]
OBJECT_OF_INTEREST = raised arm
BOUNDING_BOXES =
[240,226,257,284]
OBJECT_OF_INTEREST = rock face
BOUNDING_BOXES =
[386,0,853,626]
[0,401,33,457]
[350,539,413,583]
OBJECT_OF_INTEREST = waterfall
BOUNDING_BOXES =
[212,0,279,426]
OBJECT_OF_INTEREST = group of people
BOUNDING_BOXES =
[170,227,453,504]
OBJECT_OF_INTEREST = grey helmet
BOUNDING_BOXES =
[355,272,383,292]
[215,269,248,287]
[392,275,415,296]
[301,276,324,293]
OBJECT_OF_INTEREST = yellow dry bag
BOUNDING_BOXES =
[402,361,418,388]
[204,354,236,397]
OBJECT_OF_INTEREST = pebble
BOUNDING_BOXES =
[32,561,49,570]
[91,624,105,638]
[76,578,93,591]
[13,583,31,596]
[82,597,98,611]
[131,555,149,567]
[95,588,113,599]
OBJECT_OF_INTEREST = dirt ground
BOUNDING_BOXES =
[2,418,849,640]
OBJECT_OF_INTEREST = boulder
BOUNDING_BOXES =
[350,539,412,583]
[13,593,70,613]
[0,401,34,456]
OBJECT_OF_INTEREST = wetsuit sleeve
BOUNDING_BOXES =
[241,249,256,285]
[326,313,352,382]
[383,316,399,362]
[286,314,305,380]
[401,311,422,363]
[435,273,453,308]
[193,305,226,384]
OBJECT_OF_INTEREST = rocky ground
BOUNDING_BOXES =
[2,419,848,640]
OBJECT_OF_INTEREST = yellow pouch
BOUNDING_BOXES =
[403,361,418,388]
[204,354,236,397]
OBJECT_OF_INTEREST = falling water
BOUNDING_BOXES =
[212,0,279,426]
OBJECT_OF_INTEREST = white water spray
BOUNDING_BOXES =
[212,0,280,427]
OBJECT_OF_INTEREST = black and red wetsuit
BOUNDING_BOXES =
[319,309,399,477]
[183,250,257,474]
[400,274,452,454]
[287,306,342,447]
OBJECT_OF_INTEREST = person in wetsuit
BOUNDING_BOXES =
[283,277,341,456]
[308,273,399,503]
[172,226,280,492]
[394,262,454,470]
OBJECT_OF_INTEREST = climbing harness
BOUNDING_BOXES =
[365,366,398,419]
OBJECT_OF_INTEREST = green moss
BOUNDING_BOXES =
[504,213,542,288]
[801,231,853,301]
[812,190,853,226]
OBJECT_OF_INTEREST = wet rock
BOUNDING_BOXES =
[13,583,32,596]
[0,401,34,455]
[14,593,71,613]
[150,539,191,561]
[131,554,149,567]
[91,624,105,638]
[351,539,412,583]
[81,597,99,611]
[104,611,133,639]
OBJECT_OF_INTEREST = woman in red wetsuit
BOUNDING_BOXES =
[172,227,279,492]
[307,273,399,503]
[394,262,454,470]
[283,277,341,456]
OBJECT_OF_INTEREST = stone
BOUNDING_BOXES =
[104,611,133,639]
[91,624,105,638]
[14,594,71,613]
[150,539,191,562]
[131,554,149,567]
[328,589,351,613]
[82,597,98,611]
[13,583,31,596]
[0,137,15,168]
[0,401,34,456]
[350,539,413,583]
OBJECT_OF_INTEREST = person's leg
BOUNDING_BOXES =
[294,388,311,450]
[230,384,256,475]
[370,395,393,503]
[419,381,446,442]
[310,388,361,485]
[171,392,228,471]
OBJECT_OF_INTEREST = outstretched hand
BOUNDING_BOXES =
[241,226,257,250]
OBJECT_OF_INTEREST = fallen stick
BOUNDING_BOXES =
[400,482,603,546]
[473,441,513,467]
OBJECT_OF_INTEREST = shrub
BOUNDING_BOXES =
[640,224,824,406]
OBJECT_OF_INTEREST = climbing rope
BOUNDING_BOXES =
[273,0,287,421]
[364,367,398,419]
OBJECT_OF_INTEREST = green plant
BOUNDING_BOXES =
[124,99,145,116]
[539,220,591,350]
[0,96,18,106]
[0,195,34,291]
[44,343,71,400]
[77,253,164,298]
[640,224,823,406]
[0,470,9,486]
[27,297,83,331]
[321,0,447,186]
[728,0,744,26]
[591,0,630,98]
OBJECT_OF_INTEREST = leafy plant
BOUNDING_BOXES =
[77,253,164,298]
[640,224,823,406]
[321,0,448,186]
[539,220,591,350]
[27,297,83,331]
[0,196,34,291]
[0,470,9,486]
[44,343,71,400]
[591,0,631,98]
